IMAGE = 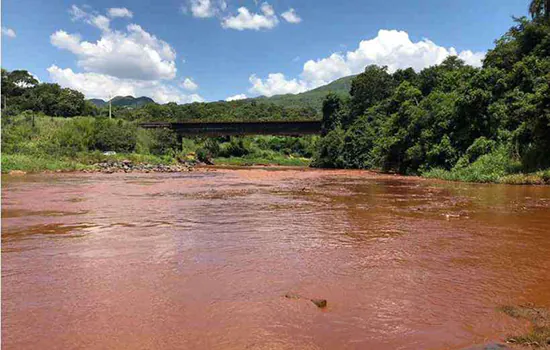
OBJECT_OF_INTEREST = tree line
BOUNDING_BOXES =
[314,8,550,178]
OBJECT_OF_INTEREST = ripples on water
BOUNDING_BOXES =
[2,168,550,349]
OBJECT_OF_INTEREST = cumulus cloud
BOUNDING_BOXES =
[281,8,301,24]
[182,77,198,91]
[225,93,247,101]
[248,29,486,96]
[50,5,202,105]
[48,65,204,104]
[107,7,133,18]
[222,2,279,31]
[50,24,177,80]
[2,27,16,38]
[249,73,307,97]
[185,0,227,18]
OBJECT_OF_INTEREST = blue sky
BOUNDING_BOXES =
[2,0,528,103]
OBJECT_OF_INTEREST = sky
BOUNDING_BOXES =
[1,0,529,103]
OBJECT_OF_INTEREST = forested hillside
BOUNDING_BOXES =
[253,75,354,111]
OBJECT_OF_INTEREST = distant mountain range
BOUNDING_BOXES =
[88,96,155,108]
[87,75,355,111]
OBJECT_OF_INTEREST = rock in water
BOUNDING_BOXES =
[284,293,301,299]
[310,299,327,308]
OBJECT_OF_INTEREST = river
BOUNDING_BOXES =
[2,168,550,349]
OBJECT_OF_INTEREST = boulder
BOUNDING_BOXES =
[310,299,327,308]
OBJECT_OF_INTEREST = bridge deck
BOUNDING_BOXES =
[139,121,322,136]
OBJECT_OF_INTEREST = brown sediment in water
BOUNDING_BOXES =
[2,167,550,349]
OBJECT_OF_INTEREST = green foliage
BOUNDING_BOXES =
[321,93,344,135]
[1,154,90,173]
[1,114,317,171]
[1,70,93,117]
[349,65,395,118]
[94,119,137,153]
[312,128,346,168]
[313,14,550,181]
[423,148,521,183]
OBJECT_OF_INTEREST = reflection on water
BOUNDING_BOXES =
[2,168,550,349]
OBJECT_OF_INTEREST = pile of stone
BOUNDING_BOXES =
[93,160,194,173]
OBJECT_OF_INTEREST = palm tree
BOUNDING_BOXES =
[529,0,550,20]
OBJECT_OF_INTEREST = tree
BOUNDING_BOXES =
[321,93,343,135]
[529,0,550,20]
[349,65,395,119]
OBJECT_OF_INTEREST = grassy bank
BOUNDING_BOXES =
[422,150,550,185]
[2,154,91,173]
[214,155,310,166]
[1,152,176,173]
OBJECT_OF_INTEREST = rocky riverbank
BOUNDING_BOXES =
[91,160,194,173]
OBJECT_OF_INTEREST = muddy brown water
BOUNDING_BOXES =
[2,168,550,349]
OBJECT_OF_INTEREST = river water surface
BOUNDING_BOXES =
[2,168,550,349]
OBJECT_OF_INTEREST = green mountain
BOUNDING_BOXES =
[253,75,355,111]
[88,96,155,108]
[88,98,107,107]
[87,75,354,112]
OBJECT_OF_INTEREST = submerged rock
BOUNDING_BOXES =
[284,293,301,299]
[310,299,327,308]
[284,293,327,308]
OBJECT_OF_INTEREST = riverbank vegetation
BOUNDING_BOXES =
[0,113,318,172]
[313,8,550,184]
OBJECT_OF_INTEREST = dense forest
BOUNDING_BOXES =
[1,0,549,182]
[314,9,550,182]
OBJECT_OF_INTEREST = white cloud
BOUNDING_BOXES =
[69,5,87,21]
[68,5,111,32]
[2,27,16,38]
[185,0,226,18]
[107,7,133,18]
[48,65,204,104]
[249,73,307,97]
[281,8,301,24]
[182,77,198,91]
[49,5,202,105]
[222,2,279,31]
[225,93,247,101]
[91,15,110,32]
[248,29,486,96]
[50,24,177,80]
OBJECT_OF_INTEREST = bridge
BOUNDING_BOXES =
[139,120,322,136]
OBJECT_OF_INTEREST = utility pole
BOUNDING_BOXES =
[109,94,112,119]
